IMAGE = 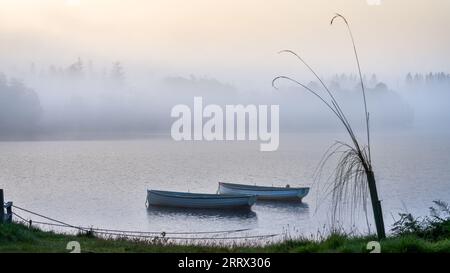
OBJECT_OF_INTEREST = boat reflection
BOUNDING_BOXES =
[254,200,310,214]
[147,205,258,220]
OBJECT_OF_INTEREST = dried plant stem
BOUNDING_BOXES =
[273,13,386,239]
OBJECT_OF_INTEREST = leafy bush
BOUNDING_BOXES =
[392,200,450,241]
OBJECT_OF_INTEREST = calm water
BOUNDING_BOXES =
[1,132,449,240]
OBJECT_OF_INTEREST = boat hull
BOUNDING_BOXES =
[147,190,256,209]
[218,182,310,201]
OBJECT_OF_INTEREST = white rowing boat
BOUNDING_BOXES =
[147,190,257,209]
[218,182,310,201]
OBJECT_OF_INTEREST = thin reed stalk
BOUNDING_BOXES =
[273,13,385,239]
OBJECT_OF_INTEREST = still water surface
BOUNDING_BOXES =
[1,132,449,239]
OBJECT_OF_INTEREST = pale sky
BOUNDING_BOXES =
[0,0,449,85]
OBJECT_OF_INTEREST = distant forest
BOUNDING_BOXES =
[0,58,448,137]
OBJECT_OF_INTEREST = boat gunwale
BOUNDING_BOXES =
[219,182,310,192]
[148,190,256,200]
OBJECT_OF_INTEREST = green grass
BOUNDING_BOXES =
[1,222,449,253]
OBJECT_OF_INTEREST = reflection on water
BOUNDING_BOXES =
[255,200,309,214]
[147,205,257,219]
[146,206,258,233]
[146,202,310,234]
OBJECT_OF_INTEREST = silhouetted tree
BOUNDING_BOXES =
[374,82,388,92]
[67,57,83,77]
[0,76,42,135]
[369,74,378,87]
[406,73,413,85]
[110,61,125,86]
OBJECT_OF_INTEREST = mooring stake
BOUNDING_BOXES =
[0,189,4,224]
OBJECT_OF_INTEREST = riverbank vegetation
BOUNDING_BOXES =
[1,201,449,253]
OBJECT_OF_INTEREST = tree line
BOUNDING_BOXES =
[406,72,450,86]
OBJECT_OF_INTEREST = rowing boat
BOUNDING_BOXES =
[218,182,309,201]
[147,190,257,209]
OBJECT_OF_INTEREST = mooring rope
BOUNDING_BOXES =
[12,212,28,223]
[10,204,274,239]
[21,219,253,236]
[82,226,251,235]
[12,204,88,232]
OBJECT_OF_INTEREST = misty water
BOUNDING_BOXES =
[1,131,449,240]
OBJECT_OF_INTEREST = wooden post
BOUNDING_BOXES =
[5,202,13,223]
[0,189,4,224]
[367,171,386,239]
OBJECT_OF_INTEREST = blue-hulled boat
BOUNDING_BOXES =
[147,190,257,209]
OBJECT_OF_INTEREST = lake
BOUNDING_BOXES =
[1,131,449,240]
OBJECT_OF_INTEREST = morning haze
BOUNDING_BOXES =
[0,0,449,137]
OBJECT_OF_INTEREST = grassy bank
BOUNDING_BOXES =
[2,201,449,253]
[1,222,449,253]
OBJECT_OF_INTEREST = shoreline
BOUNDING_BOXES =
[1,222,449,253]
